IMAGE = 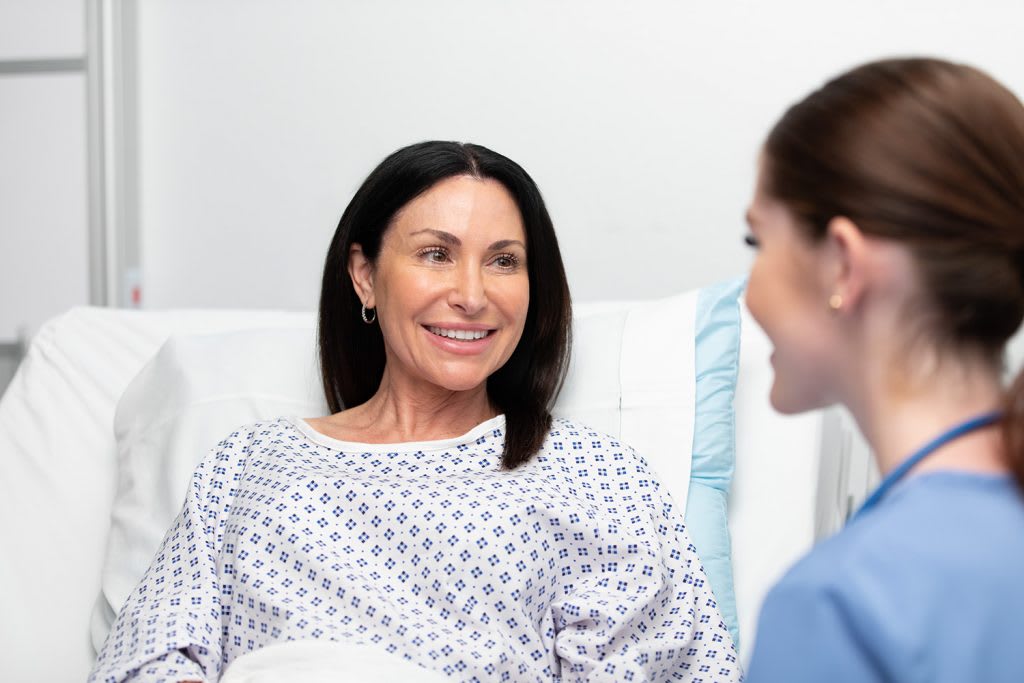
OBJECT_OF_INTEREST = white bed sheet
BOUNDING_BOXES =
[220,640,450,683]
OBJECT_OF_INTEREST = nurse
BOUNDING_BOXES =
[743,58,1024,681]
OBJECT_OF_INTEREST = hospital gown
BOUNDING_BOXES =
[90,415,740,682]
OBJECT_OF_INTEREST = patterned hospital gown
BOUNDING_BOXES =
[90,415,740,682]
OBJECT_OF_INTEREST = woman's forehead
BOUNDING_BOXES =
[388,177,527,243]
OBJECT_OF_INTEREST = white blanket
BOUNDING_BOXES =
[221,640,449,683]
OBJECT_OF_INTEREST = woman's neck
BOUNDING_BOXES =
[845,351,1007,478]
[321,368,498,444]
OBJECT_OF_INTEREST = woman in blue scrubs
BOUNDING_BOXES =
[743,58,1024,682]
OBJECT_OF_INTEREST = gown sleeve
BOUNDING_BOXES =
[89,429,251,683]
[549,445,741,682]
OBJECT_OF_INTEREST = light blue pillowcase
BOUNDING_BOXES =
[686,277,745,649]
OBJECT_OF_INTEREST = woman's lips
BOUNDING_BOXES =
[421,324,498,355]
[426,325,493,341]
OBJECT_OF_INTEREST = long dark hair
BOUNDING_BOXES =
[318,141,572,469]
[763,58,1024,490]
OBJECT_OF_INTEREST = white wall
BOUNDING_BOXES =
[132,0,1024,310]
[2,0,1023,355]
[0,0,83,60]
[0,0,88,342]
[0,73,89,340]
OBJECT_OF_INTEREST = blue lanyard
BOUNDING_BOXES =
[851,410,1003,522]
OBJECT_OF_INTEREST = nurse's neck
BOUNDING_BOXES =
[846,348,1008,479]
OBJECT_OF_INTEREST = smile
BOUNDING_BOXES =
[426,326,493,341]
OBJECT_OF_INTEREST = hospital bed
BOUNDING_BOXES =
[0,279,874,682]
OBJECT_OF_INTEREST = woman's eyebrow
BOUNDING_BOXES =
[410,228,460,245]
[489,239,526,251]
[410,229,525,251]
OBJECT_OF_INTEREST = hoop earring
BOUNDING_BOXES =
[361,304,376,324]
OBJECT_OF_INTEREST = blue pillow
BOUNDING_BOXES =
[686,277,744,648]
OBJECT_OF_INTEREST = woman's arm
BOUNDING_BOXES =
[548,441,741,682]
[89,428,252,683]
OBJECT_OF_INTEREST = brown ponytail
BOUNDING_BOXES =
[762,58,1024,491]
[1005,370,1024,491]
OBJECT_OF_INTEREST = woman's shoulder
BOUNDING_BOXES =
[542,417,646,465]
[881,472,1024,577]
[197,417,299,467]
[753,473,1024,680]
[540,416,665,493]
[772,471,1024,610]
[211,417,298,447]
[546,416,624,445]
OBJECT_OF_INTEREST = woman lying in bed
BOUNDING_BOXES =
[89,141,740,683]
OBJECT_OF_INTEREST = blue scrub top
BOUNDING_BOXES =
[745,471,1024,682]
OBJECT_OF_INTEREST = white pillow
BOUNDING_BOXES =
[559,295,698,509]
[93,290,708,651]
[92,324,328,651]
[0,306,321,683]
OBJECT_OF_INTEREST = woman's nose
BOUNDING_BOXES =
[448,265,487,315]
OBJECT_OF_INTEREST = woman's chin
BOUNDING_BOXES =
[423,371,492,395]
[769,384,817,415]
[770,385,831,417]
[441,380,489,394]
[420,356,513,395]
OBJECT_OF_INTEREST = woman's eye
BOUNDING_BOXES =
[492,254,520,270]
[420,248,450,263]
[743,234,760,249]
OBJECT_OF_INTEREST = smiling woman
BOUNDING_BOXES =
[89,141,740,683]
[334,175,532,442]
[317,142,572,469]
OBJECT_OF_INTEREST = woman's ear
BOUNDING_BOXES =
[348,243,375,308]
[825,216,869,313]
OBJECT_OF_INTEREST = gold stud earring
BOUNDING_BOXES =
[828,294,843,311]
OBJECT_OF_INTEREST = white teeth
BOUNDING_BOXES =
[428,326,491,340]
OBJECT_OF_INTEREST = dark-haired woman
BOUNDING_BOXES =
[743,59,1024,682]
[90,142,739,682]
